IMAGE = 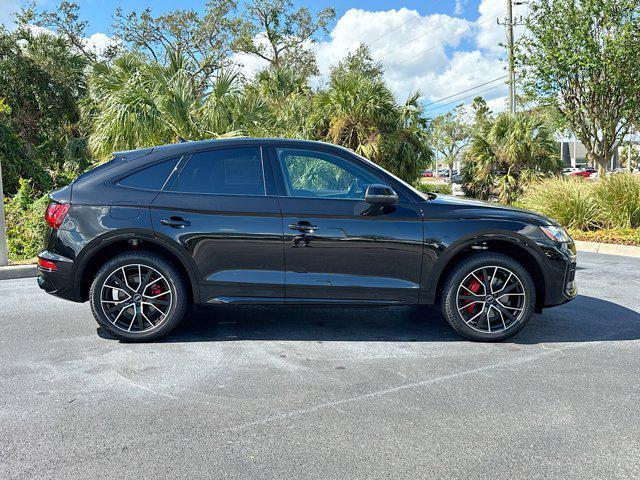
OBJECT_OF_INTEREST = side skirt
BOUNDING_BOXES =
[206,296,407,306]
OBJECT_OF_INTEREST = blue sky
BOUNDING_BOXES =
[15,0,482,35]
[2,0,525,114]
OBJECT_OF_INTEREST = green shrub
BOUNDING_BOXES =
[4,179,49,261]
[413,181,452,195]
[517,177,597,229]
[518,173,640,231]
[0,121,52,195]
[592,173,640,229]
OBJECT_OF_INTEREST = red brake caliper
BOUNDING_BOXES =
[464,276,482,313]
[149,284,163,296]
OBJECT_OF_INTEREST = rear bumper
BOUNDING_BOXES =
[36,251,82,302]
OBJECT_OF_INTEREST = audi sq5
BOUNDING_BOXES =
[37,138,577,341]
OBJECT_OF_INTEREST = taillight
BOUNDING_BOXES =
[45,202,70,229]
[38,258,58,271]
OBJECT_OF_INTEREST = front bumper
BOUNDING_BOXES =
[541,240,577,308]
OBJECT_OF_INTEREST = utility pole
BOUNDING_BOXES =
[0,160,8,266]
[499,1,522,115]
[506,0,516,115]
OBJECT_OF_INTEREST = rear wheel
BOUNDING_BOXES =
[89,251,187,341]
[441,252,536,341]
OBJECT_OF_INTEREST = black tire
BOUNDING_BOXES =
[441,252,536,342]
[89,251,188,341]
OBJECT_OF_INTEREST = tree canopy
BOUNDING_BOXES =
[519,0,640,172]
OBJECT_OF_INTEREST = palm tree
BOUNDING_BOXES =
[244,65,314,139]
[83,52,260,158]
[463,112,560,202]
[313,71,395,157]
[313,71,432,182]
[380,92,434,182]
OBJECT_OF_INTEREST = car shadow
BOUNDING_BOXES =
[97,294,640,344]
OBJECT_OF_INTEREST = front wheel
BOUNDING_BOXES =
[441,252,536,342]
[89,251,187,341]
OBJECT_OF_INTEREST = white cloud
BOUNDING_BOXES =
[417,49,507,102]
[454,1,467,15]
[308,5,513,111]
[315,8,473,83]
[85,32,117,55]
[485,94,509,113]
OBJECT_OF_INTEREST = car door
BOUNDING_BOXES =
[269,145,424,304]
[151,145,285,304]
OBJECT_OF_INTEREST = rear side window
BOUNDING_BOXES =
[169,147,265,196]
[118,158,179,190]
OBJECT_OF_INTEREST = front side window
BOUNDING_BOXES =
[169,147,265,195]
[276,148,382,199]
[118,158,179,191]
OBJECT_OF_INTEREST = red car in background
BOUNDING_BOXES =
[570,168,597,178]
[422,170,434,178]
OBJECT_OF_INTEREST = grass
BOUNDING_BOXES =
[519,174,640,226]
[567,228,640,246]
[516,173,640,246]
[516,177,597,229]
[592,173,640,229]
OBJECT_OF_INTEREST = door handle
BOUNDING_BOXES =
[160,216,191,228]
[289,221,318,233]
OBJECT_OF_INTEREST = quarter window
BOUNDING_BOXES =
[276,148,382,199]
[170,147,265,195]
[118,158,179,191]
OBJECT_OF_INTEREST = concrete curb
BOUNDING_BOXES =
[0,265,38,280]
[575,240,640,258]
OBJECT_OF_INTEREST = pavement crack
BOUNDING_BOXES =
[114,372,177,400]
[540,343,566,359]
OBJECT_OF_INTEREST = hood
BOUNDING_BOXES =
[425,194,558,227]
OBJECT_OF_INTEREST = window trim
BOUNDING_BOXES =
[163,145,268,197]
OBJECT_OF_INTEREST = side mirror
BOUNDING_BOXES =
[364,184,398,206]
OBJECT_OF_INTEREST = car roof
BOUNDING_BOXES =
[113,138,351,158]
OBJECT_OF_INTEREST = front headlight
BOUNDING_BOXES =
[540,225,572,243]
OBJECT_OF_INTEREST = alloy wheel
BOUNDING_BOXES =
[100,264,173,333]
[455,265,526,334]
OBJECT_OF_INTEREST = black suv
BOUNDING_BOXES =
[37,138,577,341]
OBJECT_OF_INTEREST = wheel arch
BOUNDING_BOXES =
[75,233,200,303]
[425,233,547,312]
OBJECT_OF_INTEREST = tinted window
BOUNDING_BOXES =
[170,148,265,195]
[118,158,179,190]
[276,148,382,199]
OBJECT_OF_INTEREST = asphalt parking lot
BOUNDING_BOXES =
[1,252,639,479]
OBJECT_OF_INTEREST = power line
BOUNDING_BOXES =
[377,15,460,60]
[422,75,507,108]
[391,11,506,66]
[367,12,423,46]
[423,82,507,114]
